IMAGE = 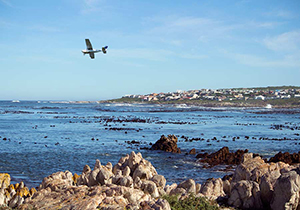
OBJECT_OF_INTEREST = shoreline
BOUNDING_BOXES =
[98,98,300,109]
[2,149,300,209]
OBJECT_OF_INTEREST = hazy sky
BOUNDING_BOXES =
[1,0,300,100]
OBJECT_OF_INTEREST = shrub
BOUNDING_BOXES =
[162,194,219,210]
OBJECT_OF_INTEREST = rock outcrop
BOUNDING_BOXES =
[3,150,300,209]
[150,135,181,153]
[196,146,259,168]
[0,173,36,208]
[226,153,300,210]
[269,151,300,165]
[17,151,171,210]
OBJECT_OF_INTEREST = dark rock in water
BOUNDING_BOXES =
[268,151,300,165]
[189,148,196,155]
[150,135,181,153]
[196,147,253,167]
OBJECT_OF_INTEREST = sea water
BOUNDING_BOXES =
[0,101,299,188]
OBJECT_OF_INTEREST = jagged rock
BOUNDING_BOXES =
[132,161,157,181]
[123,166,131,177]
[177,179,196,194]
[164,183,177,195]
[196,147,252,168]
[150,135,181,153]
[22,185,104,210]
[151,174,166,189]
[233,155,284,183]
[223,179,231,195]
[269,151,300,165]
[40,170,73,191]
[169,187,186,196]
[242,153,253,163]
[77,165,91,186]
[89,168,100,187]
[141,180,159,198]
[228,180,263,209]
[189,148,196,155]
[0,173,10,189]
[8,194,24,208]
[97,167,114,185]
[119,176,133,187]
[200,178,225,199]
[259,170,281,207]
[270,170,300,210]
[151,198,171,210]
[0,189,5,205]
[196,183,201,194]
[128,151,143,172]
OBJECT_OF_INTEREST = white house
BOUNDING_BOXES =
[255,95,265,100]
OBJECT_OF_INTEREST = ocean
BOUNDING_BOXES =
[0,101,299,188]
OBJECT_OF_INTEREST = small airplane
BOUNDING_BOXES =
[82,39,108,59]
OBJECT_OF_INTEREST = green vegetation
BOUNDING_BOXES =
[162,194,219,210]
[102,97,143,103]
[101,97,300,108]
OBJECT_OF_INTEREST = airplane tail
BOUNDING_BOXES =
[102,46,108,54]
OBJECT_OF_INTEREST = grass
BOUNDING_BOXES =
[162,194,220,210]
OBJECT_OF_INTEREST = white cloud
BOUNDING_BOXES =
[220,49,300,68]
[264,10,296,19]
[263,31,300,52]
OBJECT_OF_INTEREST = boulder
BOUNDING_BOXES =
[151,175,166,189]
[151,198,171,210]
[177,179,196,194]
[196,147,252,168]
[270,170,300,210]
[40,171,73,191]
[141,180,159,198]
[0,173,11,189]
[150,135,181,153]
[200,178,225,199]
[132,161,157,181]
[232,155,289,183]
[259,170,281,206]
[164,183,177,195]
[96,167,114,185]
[269,151,300,165]
[0,189,5,206]
[8,194,24,208]
[189,148,196,155]
[77,165,91,186]
[228,180,263,209]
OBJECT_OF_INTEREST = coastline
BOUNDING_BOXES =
[98,97,300,109]
[2,149,300,209]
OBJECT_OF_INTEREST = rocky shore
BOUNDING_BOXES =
[1,149,300,209]
[2,135,300,209]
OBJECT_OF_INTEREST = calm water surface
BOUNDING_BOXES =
[0,101,299,188]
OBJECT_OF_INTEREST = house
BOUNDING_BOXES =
[255,95,265,100]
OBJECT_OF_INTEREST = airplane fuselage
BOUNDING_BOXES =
[81,49,102,54]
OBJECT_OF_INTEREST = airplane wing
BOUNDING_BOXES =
[89,52,95,59]
[85,39,93,50]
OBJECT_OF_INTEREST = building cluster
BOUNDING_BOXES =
[123,87,300,102]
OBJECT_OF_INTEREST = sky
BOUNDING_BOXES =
[0,0,300,100]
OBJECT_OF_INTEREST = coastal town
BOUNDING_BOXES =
[123,86,300,102]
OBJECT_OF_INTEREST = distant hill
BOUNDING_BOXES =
[100,85,300,108]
